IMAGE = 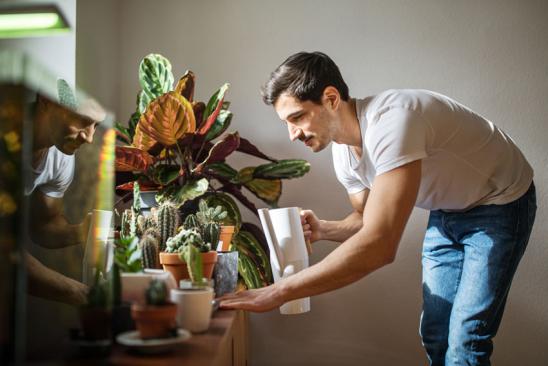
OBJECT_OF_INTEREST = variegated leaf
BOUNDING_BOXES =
[239,167,281,205]
[115,146,154,172]
[174,70,195,102]
[133,91,196,150]
[194,132,240,172]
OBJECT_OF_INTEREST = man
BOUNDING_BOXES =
[25,90,105,305]
[219,52,536,365]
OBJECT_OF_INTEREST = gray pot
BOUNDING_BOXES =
[212,251,239,297]
[139,191,158,216]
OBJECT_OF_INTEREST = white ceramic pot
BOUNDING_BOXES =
[170,287,214,333]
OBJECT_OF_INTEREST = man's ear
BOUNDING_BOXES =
[322,86,341,111]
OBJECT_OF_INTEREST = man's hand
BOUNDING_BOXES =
[300,209,323,243]
[218,284,286,313]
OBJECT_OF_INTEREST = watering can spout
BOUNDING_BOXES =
[258,208,284,278]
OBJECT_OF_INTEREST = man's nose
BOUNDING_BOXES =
[80,126,95,144]
[288,124,302,142]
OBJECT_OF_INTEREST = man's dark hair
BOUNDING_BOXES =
[261,51,350,106]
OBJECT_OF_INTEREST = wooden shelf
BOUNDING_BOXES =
[71,309,248,366]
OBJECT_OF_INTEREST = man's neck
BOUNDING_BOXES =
[33,111,53,152]
[333,97,361,148]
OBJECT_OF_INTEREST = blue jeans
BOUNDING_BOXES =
[420,183,536,366]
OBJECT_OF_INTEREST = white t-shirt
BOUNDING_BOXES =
[26,146,75,198]
[332,89,533,211]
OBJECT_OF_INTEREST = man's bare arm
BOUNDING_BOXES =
[26,252,88,305]
[29,190,86,249]
[219,160,421,311]
[318,189,369,242]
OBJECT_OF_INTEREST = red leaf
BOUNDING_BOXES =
[236,137,277,162]
[115,146,154,172]
[194,132,240,173]
[196,96,224,136]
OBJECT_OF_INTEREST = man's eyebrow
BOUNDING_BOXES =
[284,110,304,121]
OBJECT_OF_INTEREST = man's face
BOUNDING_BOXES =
[40,98,100,155]
[48,106,99,155]
[274,93,333,152]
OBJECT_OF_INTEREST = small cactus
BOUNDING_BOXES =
[140,233,160,269]
[157,201,179,252]
[183,213,199,230]
[196,199,227,225]
[202,222,221,248]
[145,279,168,306]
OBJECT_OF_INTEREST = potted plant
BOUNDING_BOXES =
[131,279,177,339]
[160,225,217,285]
[115,53,311,290]
[80,272,112,341]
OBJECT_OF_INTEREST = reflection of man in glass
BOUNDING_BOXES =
[25,92,106,305]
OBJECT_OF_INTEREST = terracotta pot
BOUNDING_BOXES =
[159,251,218,284]
[219,226,235,251]
[131,302,177,339]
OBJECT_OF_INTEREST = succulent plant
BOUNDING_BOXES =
[145,279,168,306]
[157,201,179,251]
[196,199,227,225]
[201,222,220,249]
[183,213,199,230]
[140,232,160,269]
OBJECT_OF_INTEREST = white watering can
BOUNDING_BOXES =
[258,207,310,315]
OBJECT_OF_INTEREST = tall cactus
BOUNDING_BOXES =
[157,201,179,251]
[121,209,138,239]
[140,232,160,269]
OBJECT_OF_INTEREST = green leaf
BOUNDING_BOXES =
[206,162,238,182]
[128,245,142,265]
[253,159,311,179]
[203,83,229,124]
[138,54,174,113]
[158,178,209,207]
[151,165,181,185]
[205,110,233,141]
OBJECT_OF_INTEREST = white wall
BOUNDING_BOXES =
[80,1,548,365]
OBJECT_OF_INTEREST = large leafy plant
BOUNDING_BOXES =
[115,54,310,289]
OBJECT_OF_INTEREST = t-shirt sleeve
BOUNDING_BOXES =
[38,155,75,198]
[366,107,429,175]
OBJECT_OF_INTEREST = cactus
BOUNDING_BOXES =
[202,222,220,248]
[120,209,139,239]
[136,214,146,237]
[145,279,168,306]
[157,201,179,251]
[196,199,227,225]
[143,214,158,232]
[183,213,200,230]
[181,244,203,283]
[140,233,160,269]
